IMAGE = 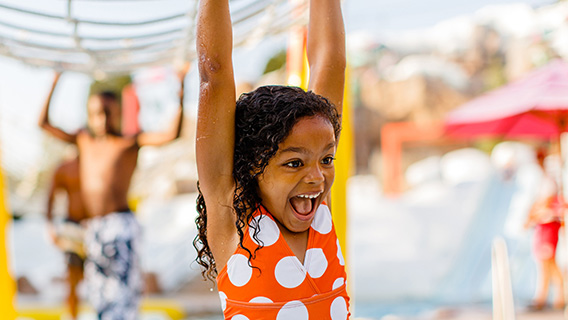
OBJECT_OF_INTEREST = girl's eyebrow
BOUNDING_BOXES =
[323,142,336,151]
[279,146,308,154]
[279,142,336,155]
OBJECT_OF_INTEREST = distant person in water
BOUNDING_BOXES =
[524,148,564,310]
[39,65,188,320]
[46,152,87,320]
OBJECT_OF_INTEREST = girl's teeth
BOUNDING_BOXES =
[297,193,320,199]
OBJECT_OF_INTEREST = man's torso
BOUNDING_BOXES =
[77,131,139,217]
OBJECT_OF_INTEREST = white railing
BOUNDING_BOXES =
[492,236,515,320]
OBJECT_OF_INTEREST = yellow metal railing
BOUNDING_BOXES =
[0,151,16,319]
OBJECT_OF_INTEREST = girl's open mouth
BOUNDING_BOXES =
[289,192,322,220]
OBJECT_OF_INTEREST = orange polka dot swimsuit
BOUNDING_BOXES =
[216,204,350,320]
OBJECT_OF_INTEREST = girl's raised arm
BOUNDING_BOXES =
[195,0,238,266]
[306,0,346,116]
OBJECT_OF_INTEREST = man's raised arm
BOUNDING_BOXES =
[38,72,77,144]
[136,63,189,147]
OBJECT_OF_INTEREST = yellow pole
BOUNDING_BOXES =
[331,66,352,258]
[0,150,16,319]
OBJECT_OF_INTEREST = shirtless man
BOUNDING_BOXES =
[46,154,87,320]
[39,66,188,320]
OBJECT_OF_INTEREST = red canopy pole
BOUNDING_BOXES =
[121,84,140,136]
[557,120,568,313]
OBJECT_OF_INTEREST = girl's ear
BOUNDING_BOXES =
[252,167,264,182]
[256,172,264,183]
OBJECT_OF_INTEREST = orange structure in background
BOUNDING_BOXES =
[286,26,308,88]
[381,122,445,195]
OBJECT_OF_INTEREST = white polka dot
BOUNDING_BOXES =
[249,214,280,246]
[275,256,306,288]
[330,296,348,320]
[227,254,253,287]
[337,239,345,266]
[305,248,328,278]
[276,301,309,320]
[312,205,332,234]
[332,277,345,290]
[232,315,249,320]
[219,291,227,311]
[249,296,273,303]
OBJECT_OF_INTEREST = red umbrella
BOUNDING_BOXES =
[446,59,568,139]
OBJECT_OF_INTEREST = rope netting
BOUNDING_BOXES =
[0,0,308,77]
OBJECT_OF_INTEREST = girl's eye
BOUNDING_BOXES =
[322,157,335,165]
[285,160,303,168]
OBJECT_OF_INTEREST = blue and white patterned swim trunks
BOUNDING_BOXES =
[84,211,142,320]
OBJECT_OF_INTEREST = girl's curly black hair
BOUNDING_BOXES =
[193,85,341,281]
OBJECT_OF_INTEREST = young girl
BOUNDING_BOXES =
[194,0,347,318]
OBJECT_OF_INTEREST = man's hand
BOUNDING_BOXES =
[176,61,191,83]
[47,222,58,244]
[53,71,62,83]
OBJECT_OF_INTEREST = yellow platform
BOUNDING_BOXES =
[17,298,186,320]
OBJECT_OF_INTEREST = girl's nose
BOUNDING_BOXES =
[305,164,325,184]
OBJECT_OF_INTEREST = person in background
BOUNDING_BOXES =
[525,148,565,310]
[46,152,87,320]
[39,64,188,320]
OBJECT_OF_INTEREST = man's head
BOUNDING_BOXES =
[87,91,121,136]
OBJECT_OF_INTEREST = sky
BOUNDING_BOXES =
[0,0,560,175]
[343,0,554,33]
